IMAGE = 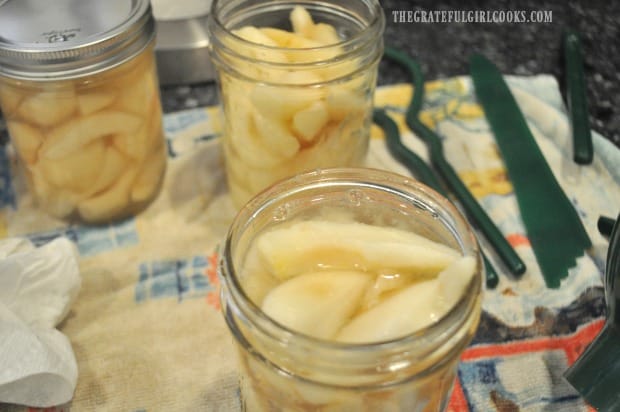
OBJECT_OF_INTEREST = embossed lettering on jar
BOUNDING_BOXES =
[0,0,167,224]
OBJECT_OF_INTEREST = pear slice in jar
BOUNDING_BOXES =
[233,26,284,56]
[326,87,367,121]
[289,7,346,66]
[284,36,340,64]
[260,20,340,48]
[85,147,128,198]
[259,27,340,65]
[256,220,460,280]
[227,99,289,169]
[251,110,300,158]
[291,101,329,143]
[258,27,297,47]
[77,91,116,115]
[113,114,155,161]
[292,381,366,410]
[130,145,166,203]
[40,111,142,159]
[18,89,77,128]
[437,255,478,305]
[269,123,356,186]
[26,167,78,219]
[38,139,107,194]
[309,23,341,45]
[6,121,43,164]
[335,280,439,344]
[223,142,251,189]
[361,273,414,312]
[226,127,302,194]
[0,83,25,115]
[292,120,365,171]
[117,68,158,116]
[240,244,281,305]
[290,5,314,38]
[113,132,149,161]
[249,73,325,121]
[230,26,289,82]
[261,270,372,340]
[335,256,476,344]
[77,166,138,223]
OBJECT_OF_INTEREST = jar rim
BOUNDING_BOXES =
[0,0,155,81]
[220,168,483,360]
[207,0,386,84]
[209,0,384,53]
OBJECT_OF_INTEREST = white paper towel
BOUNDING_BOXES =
[0,237,81,408]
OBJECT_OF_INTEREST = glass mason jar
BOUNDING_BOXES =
[219,168,484,412]
[207,0,385,208]
[0,0,166,224]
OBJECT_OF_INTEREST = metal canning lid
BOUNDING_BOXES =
[0,0,155,80]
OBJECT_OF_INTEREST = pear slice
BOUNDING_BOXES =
[77,92,116,115]
[258,27,296,47]
[27,167,78,219]
[261,270,371,340]
[309,23,341,45]
[252,111,300,158]
[18,89,77,127]
[326,87,366,121]
[226,27,288,82]
[77,166,138,223]
[250,79,324,121]
[40,111,142,159]
[227,101,288,168]
[113,131,148,161]
[437,255,477,306]
[335,256,476,343]
[6,121,43,164]
[231,26,288,64]
[117,69,157,115]
[0,84,24,115]
[361,273,413,311]
[256,220,460,280]
[240,245,281,305]
[38,139,106,193]
[284,35,340,64]
[290,5,314,37]
[86,147,128,197]
[292,101,328,142]
[113,111,157,161]
[130,146,166,203]
[235,25,279,47]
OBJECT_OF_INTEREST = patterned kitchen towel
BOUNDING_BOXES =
[0,74,618,412]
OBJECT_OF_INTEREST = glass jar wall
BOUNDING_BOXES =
[207,0,385,207]
[219,168,484,411]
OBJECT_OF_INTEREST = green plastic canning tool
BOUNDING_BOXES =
[564,29,593,165]
[382,47,526,277]
[599,216,616,238]
[373,108,500,288]
[564,214,620,411]
[470,53,592,288]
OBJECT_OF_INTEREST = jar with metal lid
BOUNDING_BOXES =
[219,168,484,411]
[0,0,167,224]
[207,0,385,208]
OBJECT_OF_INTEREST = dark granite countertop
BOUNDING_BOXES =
[160,0,620,148]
